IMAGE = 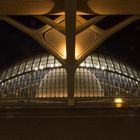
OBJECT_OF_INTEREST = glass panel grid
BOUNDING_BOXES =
[0,53,140,101]
[92,55,100,69]
[106,57,115,71]
[98,55,107,70]
[112,59,122,73]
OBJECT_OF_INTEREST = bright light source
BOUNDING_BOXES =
[80,63,85,67]
[114,98,123,103]
[114,98,123,108]
[101,66,105,70]
[86,63,90,67]
[34,67,38,71]
[55,63,60,67]
[50,64,54,68]
[95,64,100,69]
[39,65,43,69]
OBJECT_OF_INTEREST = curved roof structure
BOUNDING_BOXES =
[1,2,140,140]
[0,1,140,106]
[1,0,140,15]
[0,53,139,104]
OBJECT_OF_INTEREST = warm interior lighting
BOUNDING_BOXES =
[114,98,123,108]
[115,103,122,108]
[39,65,43,69]
[60,43,66,59]
[95,64,100,69]
[114,98,123,103]
[60,43,80,59]
[75,44,81,59]
[34,67,38,71]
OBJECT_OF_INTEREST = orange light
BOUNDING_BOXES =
[75,44,81,59]
[114,98,123,103]
[114,98,123,108]
[115,103,122,108]
[60,43,66,59]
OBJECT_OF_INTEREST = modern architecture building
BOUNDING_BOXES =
[0,53,140,104]
[0,1,140,140]
[0,0,140,106]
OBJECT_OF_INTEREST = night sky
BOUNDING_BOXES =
[0,15,140,71]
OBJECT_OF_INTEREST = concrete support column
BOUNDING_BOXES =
[66,67,75,106]
[64,0,77,105]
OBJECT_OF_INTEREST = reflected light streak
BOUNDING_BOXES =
[60,43,66,59]
[75,44,82,59]
[115,103,123,108]
[58,38,86,60]
[60,43,80,59]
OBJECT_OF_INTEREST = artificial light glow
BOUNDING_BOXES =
[36,93,47,98]
[86,63,90,67]
[75,44,81,59]
[114,98,123,103]
[39,65,43,69]
[34,67,38,71]
[55,63,60,67]
[59,43,66,59]
[116,103,122,108]
[50,64,54,68]
[60,43,81,59]
[80,62,86,67]
[95,64,100,69]
[114,98,123,108]
[101,66,105,70]
[60,42,84,60]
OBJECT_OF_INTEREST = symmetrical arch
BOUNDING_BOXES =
[0,53,139,104]
[0,0,140,105]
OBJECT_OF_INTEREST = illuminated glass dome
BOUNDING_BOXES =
[0,53,140,101]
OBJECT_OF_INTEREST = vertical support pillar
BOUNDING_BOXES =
[64,0,77,105]
[66,67,75,106]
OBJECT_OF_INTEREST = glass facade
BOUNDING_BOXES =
[0,53,140,99]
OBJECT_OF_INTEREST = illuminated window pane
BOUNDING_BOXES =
[5,67,13,79]
[18,60,27,74]
[40,55,47,69]
[11,64,20,77]
[47,55,55,68]
[25,58,33,72]
[126,66,135,78]
[92,55,100,69]
[99,55,107,70]
[112,60,121,73]
[106,57,115,71]
[85,56,93,67]
[55,59,62,67]
[33,56,40,70]
[80,61,86,67]
[120,63,128,75]
[133,70,140,80]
